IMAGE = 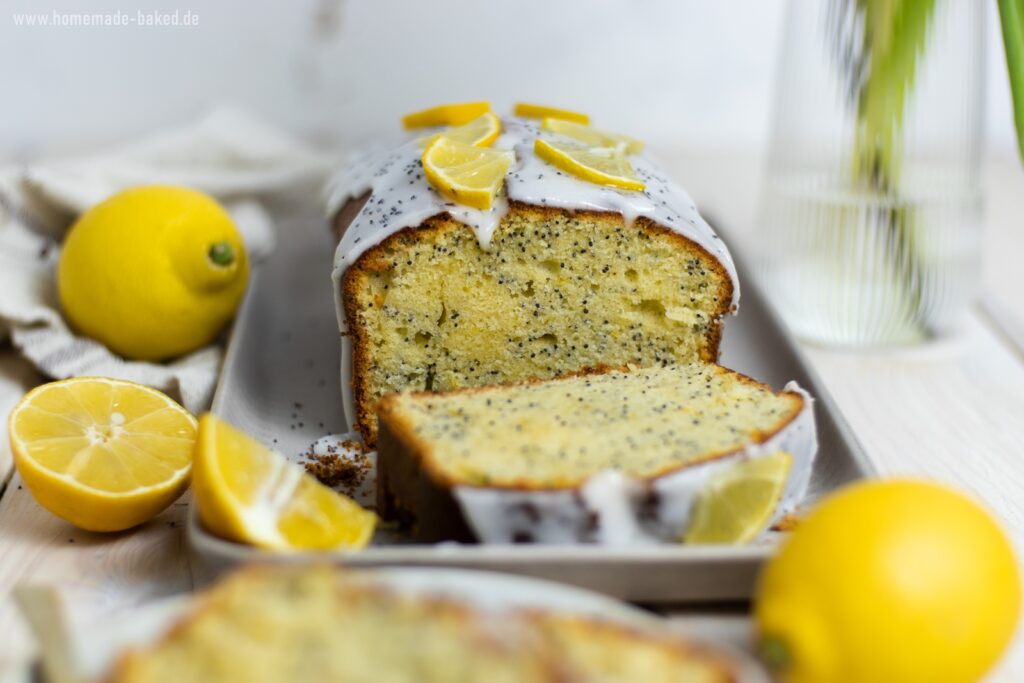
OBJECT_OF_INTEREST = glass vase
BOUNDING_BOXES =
[756,0,985,346]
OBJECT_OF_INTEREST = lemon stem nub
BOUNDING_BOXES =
[208,241,235,267]
[758,635,792,673]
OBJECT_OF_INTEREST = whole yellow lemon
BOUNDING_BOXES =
[755,480,1020,683]
[58,186,249,361]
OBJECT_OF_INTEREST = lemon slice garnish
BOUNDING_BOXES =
[514,102,590,124]
[8,377,197,532]
[541,118,644,154]
[191,414,377,551]
[685,452,793,545]
[533,138,645,191]
[422,137,515,210]
[420,112,502,148]
[402,101,492,129]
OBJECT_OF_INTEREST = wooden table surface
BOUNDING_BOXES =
[1,151,1023,680]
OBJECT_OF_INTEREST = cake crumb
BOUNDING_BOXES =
[771,512,801,532]
[302,439,372,496]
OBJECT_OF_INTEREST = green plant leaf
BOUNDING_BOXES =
[999,0,1024,162]
[851,0,937,191]
[828,0,939,337]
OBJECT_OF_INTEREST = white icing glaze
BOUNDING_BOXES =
[338,337,357,433]
[452,384,817,545]
[323,117,739,309]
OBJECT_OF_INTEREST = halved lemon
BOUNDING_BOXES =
[514,102,590,124]
[534,138,645,191]
[541,118,644,154]
[192,414,376,551]
[420,112,502,148]
[8,377,197,532]
[422,137,515,210]
[402,101,491,129]
[685,452,793,545]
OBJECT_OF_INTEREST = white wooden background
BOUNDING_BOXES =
[0,0,1017,157]
[0,149,1022,680]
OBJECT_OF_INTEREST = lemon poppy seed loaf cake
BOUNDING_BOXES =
[109,565,735,682]
[325,115,738,447]
[376,363,816,544]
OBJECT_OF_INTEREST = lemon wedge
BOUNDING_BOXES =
[402,101,491,129]
[422,137,515,210]
[8,377,197,532]
[534,138,645,191]
[685,452,792,544]
[420,112,502,148]
[541,118,644,154]
[192,414,376,551]
[514,102,590,124]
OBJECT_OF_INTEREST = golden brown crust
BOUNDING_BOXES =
[376,363,805,493]
[338,202,736,447]
[341,261,373,447]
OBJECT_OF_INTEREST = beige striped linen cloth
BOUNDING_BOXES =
[0,106,331,412]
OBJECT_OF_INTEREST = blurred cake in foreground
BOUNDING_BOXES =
[324,103,738,447]
[109,565,734,682]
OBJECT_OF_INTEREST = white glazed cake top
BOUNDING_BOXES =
[323,117,740,308]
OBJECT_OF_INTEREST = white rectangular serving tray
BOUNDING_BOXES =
[187,195,874,603]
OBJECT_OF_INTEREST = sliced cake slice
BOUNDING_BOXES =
[376,363,816,544]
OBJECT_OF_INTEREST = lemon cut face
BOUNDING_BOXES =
[534,138,645,192]
[685,451,792,545]
[541,118,644,154]
[441,112,502,147]
[191,414,377,551]
[8,377,197,532]
[422,137,515,210]
[420,112,502,148]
